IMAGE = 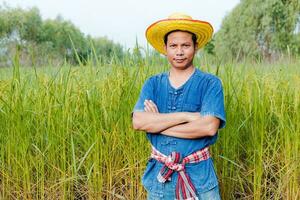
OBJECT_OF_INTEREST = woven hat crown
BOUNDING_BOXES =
[146,13,214,55]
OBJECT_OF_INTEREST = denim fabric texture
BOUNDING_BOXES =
[147,185,221,200]
[133,68,226,195]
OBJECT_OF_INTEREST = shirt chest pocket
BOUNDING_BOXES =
[182,103,201,112]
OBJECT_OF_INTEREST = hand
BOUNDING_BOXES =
[144,99,159,113]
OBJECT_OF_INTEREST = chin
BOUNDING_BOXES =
[176,65,188,69]
[172,63,192,69]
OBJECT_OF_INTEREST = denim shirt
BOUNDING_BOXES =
[133,67,226,194]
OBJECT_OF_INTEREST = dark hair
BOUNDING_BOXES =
[163,30,197,46]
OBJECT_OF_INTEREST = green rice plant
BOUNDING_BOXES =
[0,55,299,199]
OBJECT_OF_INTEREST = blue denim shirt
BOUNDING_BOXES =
[133,67,226,194]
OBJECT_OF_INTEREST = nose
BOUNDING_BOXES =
[176,47,184,56]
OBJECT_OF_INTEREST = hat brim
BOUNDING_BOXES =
[146,19,214,55]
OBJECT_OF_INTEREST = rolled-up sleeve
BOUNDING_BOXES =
[200,77,226,129]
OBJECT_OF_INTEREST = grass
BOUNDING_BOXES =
[215,60,300,199]
[0,55,299,199]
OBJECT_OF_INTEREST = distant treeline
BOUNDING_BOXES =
[0,5,128,67]
[213,0,300,61]
[1,0,300,66]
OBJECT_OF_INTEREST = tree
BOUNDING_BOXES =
[90,36,124,63]
[215,0,300,60]
[0,6,42,42]
[38,17,89,64]
[0,5,126,66]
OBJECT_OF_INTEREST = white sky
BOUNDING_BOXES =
[1,0,240,49]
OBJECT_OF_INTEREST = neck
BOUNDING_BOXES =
[169,65,195,78]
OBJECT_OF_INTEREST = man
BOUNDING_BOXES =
[132,13,226,200]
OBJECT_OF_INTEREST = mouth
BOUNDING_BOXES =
[174,58,186,63]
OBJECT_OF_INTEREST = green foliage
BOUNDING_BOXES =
[215,0,300,60]
[90,36,124,62]
[0,6,42,41]
[203,38,216,55]
[0,58,299,199]
[0,5,125,66]
[38,17,89,64]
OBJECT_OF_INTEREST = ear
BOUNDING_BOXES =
[164,45,167,55]
[194,43,198,54]
[164,44,167,51]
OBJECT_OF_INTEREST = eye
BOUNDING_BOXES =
[183,44,191,48]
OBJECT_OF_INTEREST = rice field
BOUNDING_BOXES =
[0,55,299,200]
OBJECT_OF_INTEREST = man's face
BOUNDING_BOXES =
[164,31,197,70]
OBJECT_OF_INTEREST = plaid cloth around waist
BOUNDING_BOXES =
[150,146,210,200]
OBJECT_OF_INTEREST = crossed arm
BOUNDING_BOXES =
[132,100,220,139]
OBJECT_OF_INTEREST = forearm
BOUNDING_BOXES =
[132,112,190,133]
[161,116,220,139]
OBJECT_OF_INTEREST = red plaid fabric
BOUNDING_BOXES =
[150,146,210,200]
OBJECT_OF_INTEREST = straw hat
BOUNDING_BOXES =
[146,13,214,55]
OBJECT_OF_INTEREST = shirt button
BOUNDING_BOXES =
[172,107,176,110]
[174,91,177,95]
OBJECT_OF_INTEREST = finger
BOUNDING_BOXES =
[144,100,154,112]
[144,100,156,112]
[145,101,153,112]
[144,100,159,113]
[147,100,158,112]
[149,100,159,113]
[144,105,151,112]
